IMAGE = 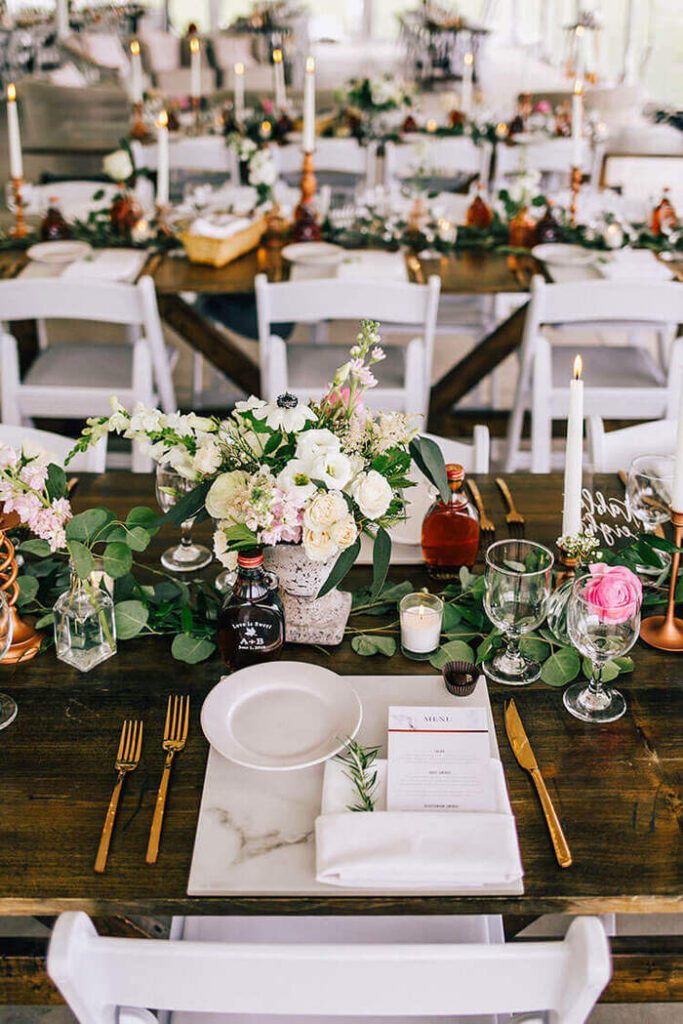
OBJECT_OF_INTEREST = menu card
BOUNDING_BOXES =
[386,706,495,812]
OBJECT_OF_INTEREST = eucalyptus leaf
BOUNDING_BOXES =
[476,630,502,664]
[429,639,475,669]
[371,527,391,598]
[318,537,361,598]
[114,600,149,640]
[171,634,216,663]
[351,634,396,657]
[65,508,113,544]
[16,575,39,607]
[45,463,68,501]
[35,612,55,629]
[18,539,52,557]
[409,435,449,502]
[124,526,151,552]
[126,506,160,535]
[613,656,634,673]
[540,647,581,686]
[103,542,133,579]
[379,580,414,603]
[519,636,550,662]
[67,540,95,579]
[582,657,619,683]
[156,480,210,528]
[442,603,463,632]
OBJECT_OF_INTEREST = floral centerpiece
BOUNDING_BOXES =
[336,75,414,143]
[227,134,277,206]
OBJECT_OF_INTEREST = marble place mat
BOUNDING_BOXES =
[187,673,523,897]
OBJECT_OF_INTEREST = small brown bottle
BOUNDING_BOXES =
[217,550,285,671]
[535,201,561,243]
[651,188,679,235]
[40,197,71,240]
[508,205,536,248]
[421,464,480,579]
[466,182,493,229]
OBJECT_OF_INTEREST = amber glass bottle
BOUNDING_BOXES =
[40,197,71,240]
[508,206,536,248]
[421,464,480,579]
[217,550,285,671]
[535,201,561,243]
[651,188,679,235]
[466,182,493,229]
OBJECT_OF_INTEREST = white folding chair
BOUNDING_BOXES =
[0,276,175,473]
[384,136,492,191]
[0,424,107,472]
[587,416,677,473]
[426,429,490,474]
[493,138,602,194]
[24,179,155,222]
[131,137,234,178]
[255,273,441,420]
[274,138,378,194]
[505,276,683,473]
[48,910,610,1024]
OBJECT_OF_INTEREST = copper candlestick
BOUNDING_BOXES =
[130,102,148,140]
[9,177,27,239]
[292,150,321,243]
[0,511,43,663]
[569,165,582,227]
[191,95,201,133]
[555,547,579,588]
[640,508,683,651]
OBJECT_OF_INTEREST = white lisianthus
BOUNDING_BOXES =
[303,490,348,530]
[303,527,338,562]
[193,437,222,477]
[205,470,249,520]
[103,148,133,182]
[295,428,340,462]
[253,399,317,433]
[310,450,353,490]
[330,515,358,549]
[351,469,393,521]
[276,461,317,504]
[213,524,238,570]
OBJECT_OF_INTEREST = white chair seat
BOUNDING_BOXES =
[551,345,666,390]
[287,343,406,390]
[24,343,135,390]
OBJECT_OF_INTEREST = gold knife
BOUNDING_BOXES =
[504,699,573,868]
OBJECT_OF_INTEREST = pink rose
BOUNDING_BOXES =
[582,564,642,624]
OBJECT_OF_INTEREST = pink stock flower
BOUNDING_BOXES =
[535,100,552,114]
[0,446,19,470]
[19,461,49,491]
[582,564,642,624]
[349,358,378,389]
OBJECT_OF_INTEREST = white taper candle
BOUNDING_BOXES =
[156,109,169,207]
[6,84,23,180]
[130,40,143,104]
[561,355,584,537]
[272,48,286,110]
[671,387,683,512]
[233,62,245,122]
[461,44,474,117]
[190,37,201,101]
[571,79,583,168]
[302,56,315,153]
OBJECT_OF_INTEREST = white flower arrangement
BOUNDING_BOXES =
[70,321,448,592]
[103,148,135,184]
[227,133,276,205]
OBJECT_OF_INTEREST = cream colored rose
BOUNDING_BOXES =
[330,515,358,550]
[351,469,392,521]
[213,524,238,570]
[303,527,339,562]
[103,149,133,182]
[193,437,222,478]
[303,489,348,529]
[205,470,249,520]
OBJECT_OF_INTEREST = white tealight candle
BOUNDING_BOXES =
[6,83,23,180]
[571,79,583,168]
[400,594,443,659]
[671,389,683,512]
[302,56,316,153]
[561,354,584,538]
[461,46,474,117]
[130,40,143,104]
[190,37,201,101]
[156,109,170,207]
[272,47,287,111]
[233,61,245,122]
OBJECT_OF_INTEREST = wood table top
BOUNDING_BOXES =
[0,471,681,917]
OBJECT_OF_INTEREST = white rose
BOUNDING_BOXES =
[103,148,133,182]
[213,524,238,570]
[351,469,393,521]
[193,437,222,477]
[295,428,340,462]
[330,515,358,550]
[303,527,339,562]
[205,470,249,520]
[303,490,348,529]
[309,450,352,490]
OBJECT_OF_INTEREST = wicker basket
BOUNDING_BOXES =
[180,215,267,268]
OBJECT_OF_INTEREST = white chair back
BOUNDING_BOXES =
[424,428,490,475]
[274,138,376,183]
[24,180,154,220]
[138,29,181,73]
[0,424,106,473]
[131,137,233,175]
[211,33,255,71]
[48,911,610,1024]
[384,137,491,190]
[494,138,599,190]
[588,416,677,473]
[523,275,683,333]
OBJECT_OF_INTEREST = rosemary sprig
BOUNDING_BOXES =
[335,737,381,812]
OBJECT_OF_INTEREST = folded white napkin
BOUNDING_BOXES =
[189,215,252,239]
[315,758,523,890]
[336,250,408,282]
[598,248,674,281]
[60,248,147,282]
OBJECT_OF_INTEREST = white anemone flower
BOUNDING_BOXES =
[253,393,317,433]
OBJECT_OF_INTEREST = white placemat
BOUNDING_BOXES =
[187,674,523,896]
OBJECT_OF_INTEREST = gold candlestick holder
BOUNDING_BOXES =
[130,102,148,140]
[9,177,27,239]
[191,96,202,134]
[0,511,43,663]
[640,508,683,651]
[569,165,582,227]
[292,150,321,243]
[155,203,173,237]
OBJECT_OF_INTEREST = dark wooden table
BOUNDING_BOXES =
[1,471,681,1004]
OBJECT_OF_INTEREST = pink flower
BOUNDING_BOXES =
[535,100,552,114]
[0,445,19,470]
[582,564,642,624]
[261,99,274,115]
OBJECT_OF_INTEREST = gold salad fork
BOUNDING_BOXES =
[95,720,143,873]
[467,479,495,537]
[146,695,190,864]
[495,477,526,538]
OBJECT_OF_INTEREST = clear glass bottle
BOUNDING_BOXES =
[421,464,480,579]
[53,569,117,673]
[217,550,285,671]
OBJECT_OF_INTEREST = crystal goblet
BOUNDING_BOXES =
[155,465,212,573]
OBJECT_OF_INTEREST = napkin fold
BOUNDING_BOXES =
[315,759,523,890]
[61,248,148,282]
[189,215,252,239]
[598,249,674,281]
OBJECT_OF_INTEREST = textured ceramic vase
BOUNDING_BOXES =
[263,544,351,645]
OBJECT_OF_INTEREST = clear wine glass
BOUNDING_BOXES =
[482,540,554,685]
[565,574,641,723]
[626,454,673,576]
[155,465,212,573]
[0,589,16,730]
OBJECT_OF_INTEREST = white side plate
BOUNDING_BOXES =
[531,243,596,267]
[26,241,92,265]
[281,242,344,266]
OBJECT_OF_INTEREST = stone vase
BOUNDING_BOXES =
[263,544,351,646]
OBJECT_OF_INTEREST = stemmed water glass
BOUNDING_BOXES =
[626,454,673,575]
[482,540,554,685]
[565,574,641,723]
[0,590,16,730]
[155,465,212,573]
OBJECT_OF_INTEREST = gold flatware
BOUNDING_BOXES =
[505,699,572,869]
[468,478,495,537]
[406,253,425,284]
[146,694,189,864]
[142,252,162,279]
[495,477,526,537]
[618,470,666,540]
[95,719,143,874]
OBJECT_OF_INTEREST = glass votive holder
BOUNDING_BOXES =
[400,592,443,661]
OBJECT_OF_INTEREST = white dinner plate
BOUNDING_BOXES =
[281,241,345,266]
[26,240,92,265]
[201,662,362,771]
[531,243,597,268]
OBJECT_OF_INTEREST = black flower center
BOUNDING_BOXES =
[276,392,298,409]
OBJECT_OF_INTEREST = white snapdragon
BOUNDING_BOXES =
[127,402,165,437]
[351,469,392,521]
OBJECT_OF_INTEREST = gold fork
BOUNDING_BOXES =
[467,479,495,537]
[495,477,526,538]
[619,470,666,540]
[95,720,143,874]
[146,695,190,864]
